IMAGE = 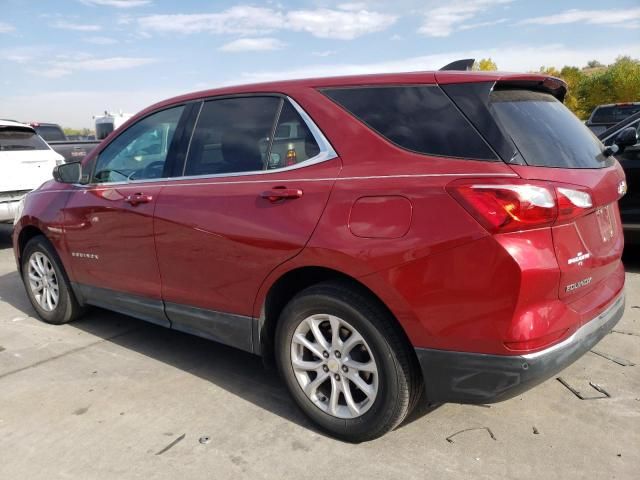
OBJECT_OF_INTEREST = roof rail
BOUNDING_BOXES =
[439,59,475,71]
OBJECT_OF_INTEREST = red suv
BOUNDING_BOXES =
[13,68,627,442]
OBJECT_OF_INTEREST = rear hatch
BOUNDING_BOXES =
[0,126,60,192]
[440,76,625,303]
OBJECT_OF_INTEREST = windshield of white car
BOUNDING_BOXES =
[0,128,50,151]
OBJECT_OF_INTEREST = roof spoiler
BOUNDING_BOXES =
[439,59,475,71]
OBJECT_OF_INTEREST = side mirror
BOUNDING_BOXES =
[615,126,638,150]
[53,162,83,184]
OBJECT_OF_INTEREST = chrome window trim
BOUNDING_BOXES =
[85,95,338,187]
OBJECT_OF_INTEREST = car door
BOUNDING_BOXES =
[62,104,189,326]
[153,96,341,351]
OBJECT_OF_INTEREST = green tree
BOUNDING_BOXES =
[473,58,498,71]
[559,66,585,115]
[576,56,640,118]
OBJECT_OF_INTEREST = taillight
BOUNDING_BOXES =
[556,187,593,223]
[447,179,594,233]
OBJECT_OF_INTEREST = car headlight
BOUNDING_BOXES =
[13,196,26,225]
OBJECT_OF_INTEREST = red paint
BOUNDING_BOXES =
[13,70,624,358]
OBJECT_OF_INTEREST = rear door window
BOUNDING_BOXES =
[490,89,610,169]
[0,128,50,151]
[322,85,496,160]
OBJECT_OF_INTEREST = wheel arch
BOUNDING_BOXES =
[257,266,418,370]
[17,225,46,271]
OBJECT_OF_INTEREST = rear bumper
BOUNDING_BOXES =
[415,291,625,404]
[0,199,21,223]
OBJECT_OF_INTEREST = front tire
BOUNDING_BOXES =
[21,236,84,325]
[275,282,419,442]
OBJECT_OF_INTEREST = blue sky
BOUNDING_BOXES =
[1,0,639,128]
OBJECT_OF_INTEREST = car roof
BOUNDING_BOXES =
[593,102,640,109]
[140,70,561,118]
[0,119,35,130]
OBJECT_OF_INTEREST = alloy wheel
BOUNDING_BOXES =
[290,314,379,419]
[27,251,59,312]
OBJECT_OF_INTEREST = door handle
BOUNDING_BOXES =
[260,187,303,202]
[125,193,153,206]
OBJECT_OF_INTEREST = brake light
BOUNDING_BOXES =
[556,187,593,223]
[447,180,594,233]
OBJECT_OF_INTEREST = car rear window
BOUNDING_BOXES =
[0,128,50,151]
[34,125,66,142]
[490,89,610,169]
[591,105,640,124]
[322,85,497,160]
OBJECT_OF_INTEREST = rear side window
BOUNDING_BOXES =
[0,128,49,151]
[490,89,610,169]
[322,85,496,160]
[267,101,320,169]
[591,105,640,124]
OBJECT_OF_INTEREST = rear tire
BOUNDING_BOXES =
[21,236,84,325]
[275,281,419,442]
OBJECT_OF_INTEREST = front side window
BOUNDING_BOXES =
[0,128,50,151]
[93,105,184,183]
[184,97,322,176]
[322,85,496,160]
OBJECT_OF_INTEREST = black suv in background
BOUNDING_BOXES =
[586,102,640,135]
[600,112,640,241]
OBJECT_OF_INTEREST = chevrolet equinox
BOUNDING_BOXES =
[13,67,627,442]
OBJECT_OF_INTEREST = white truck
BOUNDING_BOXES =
[94,111,133,140]
[0,120,64,223]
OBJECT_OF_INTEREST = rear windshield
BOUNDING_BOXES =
[323,85,497,160]
[591,105,640,124]
[34,125,66,142]
[0,128,50,151]
[96,122,114,140]
[490,89,610,169]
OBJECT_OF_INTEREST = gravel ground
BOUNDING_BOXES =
[0,223,638,479]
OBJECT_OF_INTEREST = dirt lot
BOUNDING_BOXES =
[0,223,638,479]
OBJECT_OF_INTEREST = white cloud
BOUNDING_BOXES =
[0,88,182,128]
[38,56,157,78]
[219,37,286,52]
[0,21,15,33]
[138,5,397,40]
[419,0,512,37]
[459,18,508,31]
[138,6,283,35]
[83,36,118,45]
[520,8,640,28]
[53,21,102,31]
[287,8,396,40]
[229,43,640,85]
[80,0,152,7]
[313,50,337,57]
[6,55,31,64]
[338,3,369,12]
